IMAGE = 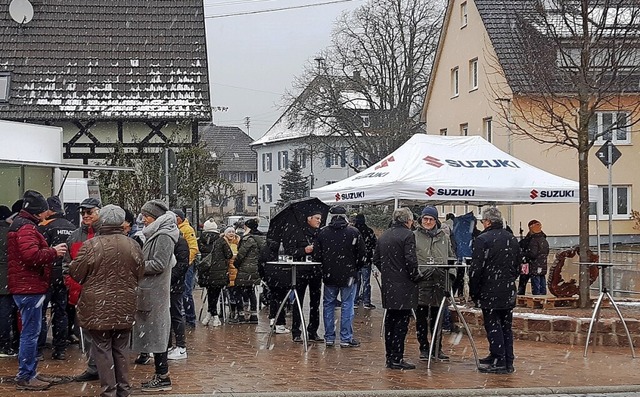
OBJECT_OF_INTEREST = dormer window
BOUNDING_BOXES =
[361,114,370,128]
[0,73,10,103]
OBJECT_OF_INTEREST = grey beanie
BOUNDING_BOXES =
[100,204,125,226]
[141,199,169,219]
[481,207,503,224]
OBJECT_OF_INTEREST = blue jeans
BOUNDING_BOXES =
[531,275,547,295]
[356,266,372,305]
[322,282,356,343]
[0,295,18,351]
[13,294,45,381]
[183,265,196,326]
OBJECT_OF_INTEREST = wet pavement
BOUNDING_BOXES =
[1,286,640,396]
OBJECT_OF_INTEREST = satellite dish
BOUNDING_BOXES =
[9,0,34,25]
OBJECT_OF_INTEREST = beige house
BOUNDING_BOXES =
[422,0,639,246]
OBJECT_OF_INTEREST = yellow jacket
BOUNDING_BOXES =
[178,219,199,264]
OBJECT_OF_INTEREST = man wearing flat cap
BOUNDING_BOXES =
[283,208,324,343]
[38,196,76,361]
[65,196,102,382]
[315,206,366,348]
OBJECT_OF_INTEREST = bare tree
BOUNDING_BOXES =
[285,0,444,169]
[487,0,640,306]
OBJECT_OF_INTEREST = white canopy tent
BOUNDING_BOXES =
[311,134,597,206]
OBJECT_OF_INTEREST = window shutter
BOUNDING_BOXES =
[325,152,331,167]
[340,148,346,167]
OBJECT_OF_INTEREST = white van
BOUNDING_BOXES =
[61,178,101,226]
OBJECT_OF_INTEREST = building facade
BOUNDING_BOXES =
[422,0,639,246]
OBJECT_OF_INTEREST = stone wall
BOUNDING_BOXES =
[453,307,640,347]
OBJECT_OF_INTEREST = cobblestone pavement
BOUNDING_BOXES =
[1,287,639,396]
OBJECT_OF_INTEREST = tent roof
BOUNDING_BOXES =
[310,134,596,206]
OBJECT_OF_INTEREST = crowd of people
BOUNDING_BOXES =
[0,188,550,394]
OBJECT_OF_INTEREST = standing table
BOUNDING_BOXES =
[265,260,321,352]
[421,260,480,369]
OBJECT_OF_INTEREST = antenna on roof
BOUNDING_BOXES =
[9,0,34,25]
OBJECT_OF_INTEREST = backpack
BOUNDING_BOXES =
[259,238,279,265]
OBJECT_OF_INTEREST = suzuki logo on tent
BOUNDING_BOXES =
[374,156,395,170]
[425,187,436,196]
[335,191,365,201]
[530,189,539,199]
[423,156,444,168]
[426,187,475,197]
[531,189,575,199]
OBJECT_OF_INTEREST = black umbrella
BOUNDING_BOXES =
[267,197,330,243]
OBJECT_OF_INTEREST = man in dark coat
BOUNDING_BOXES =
[167,218,190,361]
[373,207,420,370]
[284,209,323,343]
[352,213,377,309]
[8,191,67,390]
[37,196,76,360]
[315,206,366,348]
[469,207,521,374]
[517,219,550,295]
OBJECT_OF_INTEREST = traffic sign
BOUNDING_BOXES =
[595,140,622,167]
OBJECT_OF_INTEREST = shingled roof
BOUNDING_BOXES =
[199,124,256,172]
[475,0,640,94]
[0,0,211,121]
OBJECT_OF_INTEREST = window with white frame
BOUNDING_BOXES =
[469,58,478,90]
[483,117,492,142]
[277,150,289,170]
[460,123,468,136]
[248,172,257,182]
[588,111,630,144]
[294,148,307,168]
[330,152,341,167]
[262,184,273,203]
[439,128,448,136]
[460,2,468,27]
[589,185,631,219]
[326,180,337,185]
[262,153,272,172]
[451,67,459,97]
[0,73,9,102]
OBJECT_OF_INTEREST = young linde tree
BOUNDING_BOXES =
[487,0,640,306]
[277,160,308,208]
[285,0,444,170]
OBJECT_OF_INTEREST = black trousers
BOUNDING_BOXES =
[38,278,69,353]
[384,309,412,364]
[153,351,168,376]
[268,286,288,326]
[291,275,321,338]
[415,305,441,353]
[169,292,185,349]
[481,308,514,367]
[205,285,224,316]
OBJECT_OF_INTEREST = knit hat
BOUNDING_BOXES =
[46,196,64,214]
[203,219,219,232]
[141,199,169,219]
[528,219,541,228]
[22,190,48,215]
[0,205,11,220]
[354,213,366,225]
[224,227,236,237]
[421,206,438,219]
[80,197,101,209]
[100,204,125,226]
[244,217,259,231]
[172,209,185,221]
[11,200,23,215]
[481,207,503,223]
[124,209,135,225]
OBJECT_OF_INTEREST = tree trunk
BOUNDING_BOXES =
[578,144,591,308]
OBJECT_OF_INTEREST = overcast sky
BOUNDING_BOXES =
[204,0,365,139]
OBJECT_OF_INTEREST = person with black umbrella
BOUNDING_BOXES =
[283,209,324,343]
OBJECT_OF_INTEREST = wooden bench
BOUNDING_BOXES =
[516,294,579,309]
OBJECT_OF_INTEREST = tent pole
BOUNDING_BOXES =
[394,197,399,210]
